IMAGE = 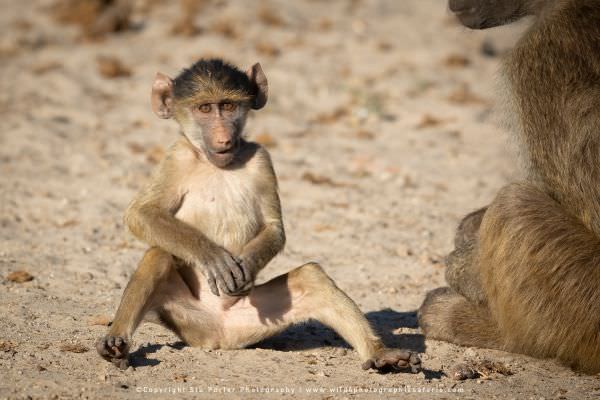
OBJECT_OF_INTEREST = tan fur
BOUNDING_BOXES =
[480,184,600,372]
[100,140,405,367]
[98,60,420,371]
[419,287,501,349]
[419,0,600,374]
[124,137,282,264]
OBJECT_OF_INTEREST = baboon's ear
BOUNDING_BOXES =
[151,72,174,119]
[246,63,268,110]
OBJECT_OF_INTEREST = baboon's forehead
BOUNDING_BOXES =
[173,58,256,105]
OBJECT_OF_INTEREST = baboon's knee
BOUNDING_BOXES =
[289,262,334,290]
[298,262,328,279]
[135,247,173,276]
[455,207,487,248]
[292,262,325,278]
[140,247,172,265]
[445,244,486,305]
[445,244,474,285]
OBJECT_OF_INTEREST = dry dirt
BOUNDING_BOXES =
[1,1,600,399]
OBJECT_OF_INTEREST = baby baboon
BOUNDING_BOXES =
[419,0,600,373]
[97,58,421,373]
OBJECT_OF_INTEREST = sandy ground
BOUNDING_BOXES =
[1,0,600,399]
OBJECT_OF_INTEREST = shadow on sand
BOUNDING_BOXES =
[253,308,425,353]
[128,309,443,377]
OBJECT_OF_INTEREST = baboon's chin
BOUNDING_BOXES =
[206,150,236,168]
[455,14,488,29]
[455,12,517,30]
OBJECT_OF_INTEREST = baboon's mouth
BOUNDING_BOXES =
[212,148,236,160]
[208,143,240,167]
[211,150,235,160]
[212,140,240,155]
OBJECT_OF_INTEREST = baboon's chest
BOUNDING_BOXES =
[175,171,263,254]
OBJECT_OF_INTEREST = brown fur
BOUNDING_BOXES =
[419,0,600,374]
[444,207,487,305]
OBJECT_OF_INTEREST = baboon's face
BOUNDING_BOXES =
[448,0,545,29]
[183,101,250,168]
[151,60,269,169]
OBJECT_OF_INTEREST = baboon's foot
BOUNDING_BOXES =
[362,348,421,373]
[96,335,131,369]
[418,287,502,350]
[418,286,457,340]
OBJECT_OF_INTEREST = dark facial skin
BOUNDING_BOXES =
[448,0,544,29]
[151,62,268,170]
[190,101,248,168]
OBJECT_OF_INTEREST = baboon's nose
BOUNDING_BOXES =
[214,129,233,150]
[217,138,232,146]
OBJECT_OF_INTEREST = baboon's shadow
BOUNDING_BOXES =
[128,342,185,368]
[128,309,427,370]
[253,308,425,354]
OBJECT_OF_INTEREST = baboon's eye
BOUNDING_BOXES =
[199,104,212,113]
[222,102,237,112]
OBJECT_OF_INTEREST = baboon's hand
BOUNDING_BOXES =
[201,248,246,296]
[228,255,258,296]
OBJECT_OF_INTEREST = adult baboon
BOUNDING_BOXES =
[419,0,600,373]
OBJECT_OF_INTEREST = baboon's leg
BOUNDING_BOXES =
[96,247,174,368]
[418,287,503,350]
[422,183,600,373]
[159,263,420,371]
[445,207,488,304]
[478,183,600,373]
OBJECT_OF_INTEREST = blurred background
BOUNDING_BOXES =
[0,0,525,266]
[6,2,589,399]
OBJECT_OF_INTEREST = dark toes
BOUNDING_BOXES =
[96,337,112,357]
[364,349,422,374]
[361,359,375,370]
[96,335,130,363]
[409,353,422,373]
[374,349,412,368]
[112,357,130,370]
